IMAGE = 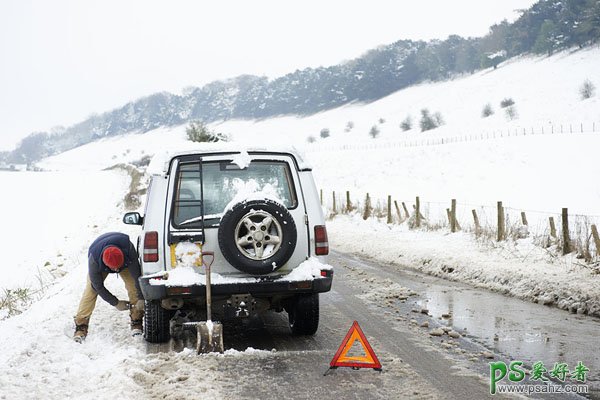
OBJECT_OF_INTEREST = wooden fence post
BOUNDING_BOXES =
[346,191,352,213]
[521,211,528,226]
[362,193,372,220]
[549,217,557,238]
[401,202,410,219]
[394,201,403,223]
[497,201,505,241]
[415,196,421,228]
[387,195,392,224]
[451,199,457,233]
[446,208,452,226]
[472,209,481,236]
[332,191,336,214]
[591,225,600,256]
[562,208,571,254]
[320,189,323,206]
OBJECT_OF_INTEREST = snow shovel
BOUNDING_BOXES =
[196,251,224,354]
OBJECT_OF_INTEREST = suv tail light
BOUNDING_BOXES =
[143,231,159,262]
[314,225,329,256]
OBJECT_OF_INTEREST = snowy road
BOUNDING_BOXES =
[141,252,493,400]
[143,251,594,399]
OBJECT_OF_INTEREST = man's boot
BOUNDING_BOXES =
[131,319,143,337]
[73,324,88,343]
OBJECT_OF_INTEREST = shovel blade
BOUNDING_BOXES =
[196,321,224,354]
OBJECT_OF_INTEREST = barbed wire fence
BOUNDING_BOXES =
[303,121,599,153]
[321,189,600,267]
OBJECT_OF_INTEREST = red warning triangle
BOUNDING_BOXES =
[329,321,382,370]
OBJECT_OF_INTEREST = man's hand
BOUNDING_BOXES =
[115,300,130,311]
[135,299,145,312]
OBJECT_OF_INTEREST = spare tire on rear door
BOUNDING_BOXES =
[218,199,297,275]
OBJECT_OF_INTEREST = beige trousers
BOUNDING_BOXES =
[74,272,142,326]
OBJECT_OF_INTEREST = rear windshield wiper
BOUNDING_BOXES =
[178,213,222,227]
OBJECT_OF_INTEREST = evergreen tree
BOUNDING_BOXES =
[455,40,480,74]
[9,132,50,163]
[533,20,560,54]
[577,0,600,44]
[415,43,443,81]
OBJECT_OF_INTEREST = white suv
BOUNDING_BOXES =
[123,149,332,343]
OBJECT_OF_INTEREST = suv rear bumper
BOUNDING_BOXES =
[139,275,333,301]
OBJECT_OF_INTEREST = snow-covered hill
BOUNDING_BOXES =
[40,47,600,215]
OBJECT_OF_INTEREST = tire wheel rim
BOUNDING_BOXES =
[234,210,283,261]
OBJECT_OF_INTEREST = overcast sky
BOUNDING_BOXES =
[0,0,538,151]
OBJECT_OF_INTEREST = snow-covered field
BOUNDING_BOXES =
[1,47,599,398]
[0,171,128,293]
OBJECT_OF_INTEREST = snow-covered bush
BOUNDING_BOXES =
[420,108,444,132]
[0,287,34,319]
[307,135,316,143]
[345,121,354,132]
[320,128,330,138]
[186,121,228,143]
[369,125,380,138]
[400,116,412,131]
[481,103,494,118]
[505,105,518,120]
[580,79,596,100]
[500,98,515,108]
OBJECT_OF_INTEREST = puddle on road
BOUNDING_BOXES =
[414,276,600,386]
[346,254,600,389]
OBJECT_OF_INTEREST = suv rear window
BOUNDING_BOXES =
[171,160,297,228]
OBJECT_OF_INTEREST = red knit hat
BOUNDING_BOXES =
[102,246,124,270]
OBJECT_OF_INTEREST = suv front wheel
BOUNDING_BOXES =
[288,293,319,335]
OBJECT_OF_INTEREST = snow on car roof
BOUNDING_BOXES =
[147,143,311,175]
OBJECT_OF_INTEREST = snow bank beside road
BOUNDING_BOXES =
[328,214,600,317]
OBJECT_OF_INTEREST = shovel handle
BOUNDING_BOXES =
[202,251,214,321]
[202,251,214,272]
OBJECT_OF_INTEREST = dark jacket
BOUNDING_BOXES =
[88,232,143,306]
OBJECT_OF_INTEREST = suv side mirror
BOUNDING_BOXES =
[123,212,143,226]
